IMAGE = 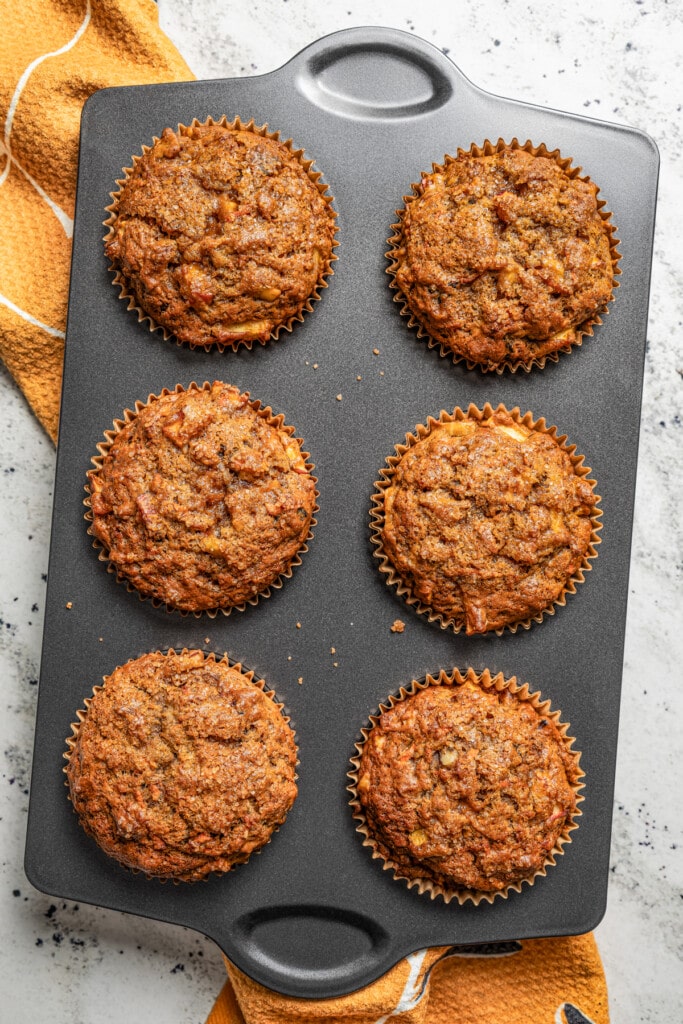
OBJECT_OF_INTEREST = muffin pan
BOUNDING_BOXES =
[26,27,659,998]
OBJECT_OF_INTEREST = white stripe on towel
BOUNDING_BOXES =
[0,0,91,236]
[0,291,65,338]
[375,949,430,1023]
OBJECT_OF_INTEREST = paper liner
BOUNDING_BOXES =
[386,138,620,373]
[348,667,584,905]
[84,381,318,617]
[370,403,602,636]
[103,115,338,351]
[64,648,299,883]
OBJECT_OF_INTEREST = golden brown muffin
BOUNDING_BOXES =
[87,382,316,613]
[65,650,298,882]
[354,675,581,897]
[105,120,336,348]
[389,142,616,369]
[373,407,599,635]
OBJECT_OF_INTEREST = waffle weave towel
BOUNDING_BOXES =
[209,936,608,1023]
[0,0,192,440]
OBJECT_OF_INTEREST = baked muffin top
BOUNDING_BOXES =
[105,123,336,347]
[88,382,316,613]
[66,650,298,882]
[378,411,598,634]
[356,680,580,894]
[392,146,614,367]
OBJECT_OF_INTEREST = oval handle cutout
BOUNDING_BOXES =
[296,37,453,120]
[234,904,390,983]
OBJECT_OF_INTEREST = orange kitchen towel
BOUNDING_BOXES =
[0,0,194,441]
[207,934,609,1023]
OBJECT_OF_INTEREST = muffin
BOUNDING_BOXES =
[351,670,582,902]
[65,649,298,882]
[371,404,600,635]
[388,140,617,370]
[86,381,317,613]
[104,117,337,349]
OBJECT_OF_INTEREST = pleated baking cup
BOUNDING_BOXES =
[84,380,318,617]
[386,138,620,373]
[104,115,338,351]
[64,648,299,883]
[370,403,602,636]
[348,667,584,905]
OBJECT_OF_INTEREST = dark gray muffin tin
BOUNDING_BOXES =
[25,27,659,998]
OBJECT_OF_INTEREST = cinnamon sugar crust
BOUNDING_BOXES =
[379,411,597,634]
[392,146,614,367]
[356,681,580,894]
[66,651,298,882]
[105,123,336,347]
[87,382,316,613]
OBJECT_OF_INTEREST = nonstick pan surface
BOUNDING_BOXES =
[25,27,659,998]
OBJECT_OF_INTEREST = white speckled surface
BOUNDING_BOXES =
[1,1,681,1021]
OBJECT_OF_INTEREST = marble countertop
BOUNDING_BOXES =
[1,1,681,1020]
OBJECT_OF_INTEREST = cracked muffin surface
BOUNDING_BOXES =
[379,411,597,634]
[88,382,316,612]
[392,146,614,367]
[105,123,336,347]
[356,680,580,894]
[66,650,298,882]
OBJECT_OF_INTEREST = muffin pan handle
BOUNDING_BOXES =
[26,23,659,1003]
[292,27,457,120]
[232,904,391,994]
